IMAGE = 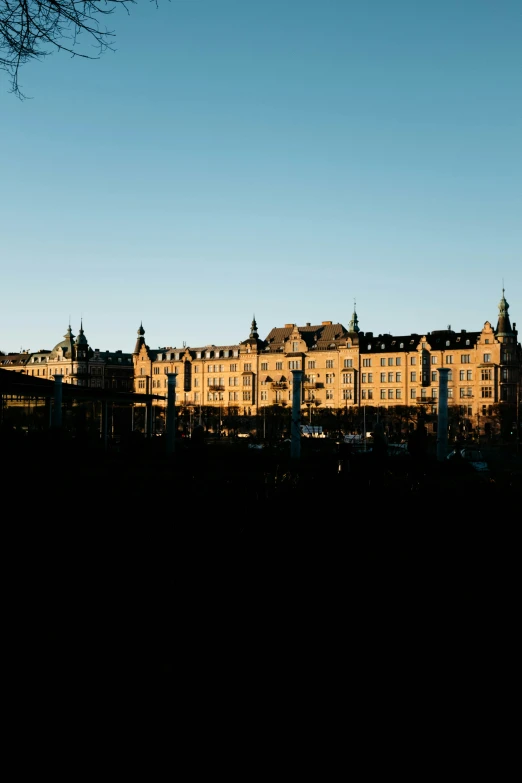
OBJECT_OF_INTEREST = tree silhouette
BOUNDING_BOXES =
[0,0,160,98]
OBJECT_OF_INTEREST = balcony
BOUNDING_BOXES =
[416,396,438,404]
[208,384,225,391]
[271,382,287,389]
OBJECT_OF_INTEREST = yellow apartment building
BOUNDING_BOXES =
[132,291,520,436]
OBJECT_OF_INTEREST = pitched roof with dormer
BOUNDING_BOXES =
[263,321,349,352]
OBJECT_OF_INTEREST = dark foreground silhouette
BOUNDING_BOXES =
[3,429,520,679]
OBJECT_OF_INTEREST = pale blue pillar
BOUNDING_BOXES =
[166,373,177,455]
[291,370,303,460]
[437,368,450,461]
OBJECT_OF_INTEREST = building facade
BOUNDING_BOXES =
[1,322,133,393]
[132,291,520,436]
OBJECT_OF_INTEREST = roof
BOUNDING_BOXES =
[264,322,349,352]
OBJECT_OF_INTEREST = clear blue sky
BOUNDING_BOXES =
[1,0,521,354]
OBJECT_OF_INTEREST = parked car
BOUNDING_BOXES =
[447,448,489,473]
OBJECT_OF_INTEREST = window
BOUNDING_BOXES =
[481,387,493,398]
[362,390,367,399]
[388,389,394,399]
[432,371,437,382]
[380,373,386,383]
[243,376,251,386]
[432,388,438,399]
[410,357,416,365]
[466,370,473,381]
[396,357,401,366]
[343,359,353,368]
[261,391,268,401]
[325,373,334,384]
[244,363,252,372]
[242,391,251,401]
[396,389,402,399]
[342,389,353,400]
[459,388,472,398]
[388,372,393,383]
[153,367,160,375]
[194,378,199,387]
[459,370,465,381]
[292,341,299,352]
[362,373,367,383]
[289,360,300,369]
[261,362,268,371]
[367,390,373,400]
[307,374,316,384]
[448,388,453,398]
[410,388,416,399]
[363,359,371,367]
[326,360,334,368]
[380,358,386,366]
[410,372,416,382]
[481,368,492,381]
[431,356,438,364]
[380,389,386,399]
[447,370,453,381]
[138,379,145,389]
[461,355,470,364]
[326,389,334,400]
[483,353,491,363]
[446,355,453,364]
[342,373,353,384]
[276,362,283,371]
[388,358,394,366]
[228,391,238,401]
[230,363,237,372]
[308,361,316,369]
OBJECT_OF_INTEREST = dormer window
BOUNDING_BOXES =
[381,344,385,350]
[446,341,450,346]
[368,345,372,350]
[292,341,299,352]
[400,343,404,349]
[466,340,470,346]
[205,351,211,359]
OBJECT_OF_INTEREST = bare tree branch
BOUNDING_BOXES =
[0,0,161,98]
